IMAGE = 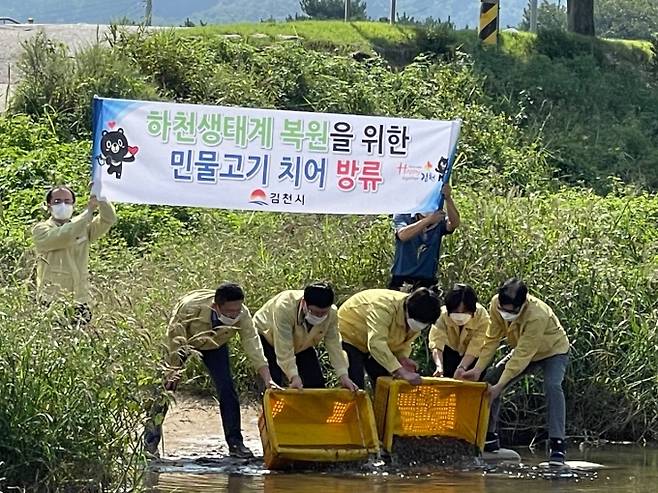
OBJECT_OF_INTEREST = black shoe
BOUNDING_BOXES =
[484,432,500,453]
[144,427,161,458]
[548,438,566,466]
[229,442,254,459]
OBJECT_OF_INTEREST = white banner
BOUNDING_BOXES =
[91,97,461,214]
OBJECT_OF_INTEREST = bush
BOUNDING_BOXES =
[0,286,161,490]
[473,32,658,192]
[11,32,159,138]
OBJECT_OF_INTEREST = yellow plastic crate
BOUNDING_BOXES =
[259,388,380,469]
[374,377,490,452]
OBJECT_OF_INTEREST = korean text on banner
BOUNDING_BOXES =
[91,97,461,215]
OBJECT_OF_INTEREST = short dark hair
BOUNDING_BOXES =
[498,278,528,308]
[214,282,245,306]
[45,185,76,204]
[445,283,478,314]
[406,286,442,324]
[303,281,334,308]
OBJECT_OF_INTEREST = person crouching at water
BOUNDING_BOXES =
[458,278,570,465]
[429,283,490,378]
[32,184,117,324]
[145,283,278,459]
[253,282,359,391]
[338,287,442,389]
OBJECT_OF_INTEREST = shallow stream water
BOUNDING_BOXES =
[147,445,658,493]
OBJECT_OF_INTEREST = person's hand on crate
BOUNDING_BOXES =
[339,374,360,392]
[394,367,422,385]
[486,382,504,400]
[398,357,419,373]
[458,367,482,381]
[289,375,304,389]
[266,379,283,390]
[259,366,282,390]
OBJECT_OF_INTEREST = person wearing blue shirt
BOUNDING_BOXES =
[389,184,460,291]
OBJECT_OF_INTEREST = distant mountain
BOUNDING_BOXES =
[4,0,530,28]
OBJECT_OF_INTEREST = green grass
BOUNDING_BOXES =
[189,20,421,50]
[496,29,652,60]
[187,20,652,62]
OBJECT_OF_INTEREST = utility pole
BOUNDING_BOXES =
[529,0,538,32]
[344,0,351,21]
[390,0,397,24]
[145,0,152,26]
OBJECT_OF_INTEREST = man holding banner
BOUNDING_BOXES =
[32,183,117,323]
[389,183,460,292]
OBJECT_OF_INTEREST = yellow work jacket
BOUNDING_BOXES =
[475,294,570,386]
[428,303,490,357]
[32,201,117,304]
[254,290,348,380]
[166,289,267,371]
[338,289,421,374]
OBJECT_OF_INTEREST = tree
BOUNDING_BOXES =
[299,0,368,20]
[519,0,567,31]
[567,0,595,36]
[595,0,658,40]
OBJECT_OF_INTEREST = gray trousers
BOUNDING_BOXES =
[485,352,569,439]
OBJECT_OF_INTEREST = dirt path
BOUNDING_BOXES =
[159,393,263,459]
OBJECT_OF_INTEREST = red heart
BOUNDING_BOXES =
[108,121,116,129]
[128,146,139,156]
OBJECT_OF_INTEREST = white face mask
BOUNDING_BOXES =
[218,311,242,326]
[449,313,472,325]
[51,203,74,220]
[407,318,428,332]
[305,312,328,326]
[498,309,520,322]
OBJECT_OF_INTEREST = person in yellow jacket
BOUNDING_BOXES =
[145,283,278,459]
[32,184,117,323]
[254,282,359,391]
[429,283,489,378]
[459,278,570,466]
[338,287,442,389]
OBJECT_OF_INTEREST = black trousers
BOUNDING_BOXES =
[144,344,243,449]
[441,345,478,378]
[260,335,326,388]
[343,341,390,390]
[200,345,243,446]
[388,275,438,291]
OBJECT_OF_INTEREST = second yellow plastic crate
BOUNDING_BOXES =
[374,377,490,452]
[259,388,380,469]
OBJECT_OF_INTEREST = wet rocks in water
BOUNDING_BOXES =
[392,436,479,467]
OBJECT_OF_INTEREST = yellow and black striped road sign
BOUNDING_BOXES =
[479,0,499,45]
